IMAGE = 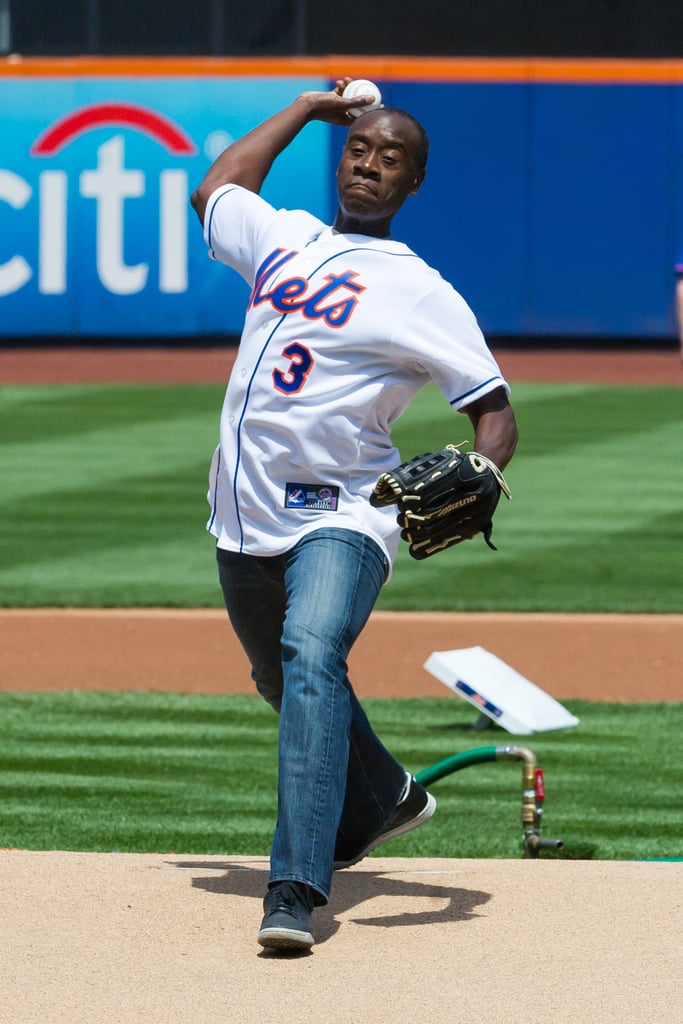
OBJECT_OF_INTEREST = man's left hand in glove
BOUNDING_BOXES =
[370,444,511,560]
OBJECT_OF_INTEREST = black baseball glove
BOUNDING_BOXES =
[370,444,511,559]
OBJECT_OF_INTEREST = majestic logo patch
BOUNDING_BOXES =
[285,483,340,511]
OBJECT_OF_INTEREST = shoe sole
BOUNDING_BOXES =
[257,926,314,950]
[334,791,437,870]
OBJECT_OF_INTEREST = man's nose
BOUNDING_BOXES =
[354,152,380,177]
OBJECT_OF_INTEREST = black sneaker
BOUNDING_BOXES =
[257,881,315,950]
[333,776,436,870]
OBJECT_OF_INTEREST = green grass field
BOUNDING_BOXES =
[1,377,681,861]
[1,380,682,610]
[1,691,680,860]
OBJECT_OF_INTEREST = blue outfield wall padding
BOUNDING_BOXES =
[378,80,530,337]
[0,71,681,339]
[527,84,678,337]
[382,80,681,339]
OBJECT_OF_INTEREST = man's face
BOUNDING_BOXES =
[335,110,425,227]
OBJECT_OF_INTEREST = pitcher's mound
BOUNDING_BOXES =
[2,850,679,1024]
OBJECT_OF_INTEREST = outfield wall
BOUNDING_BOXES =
[1,56,682,341]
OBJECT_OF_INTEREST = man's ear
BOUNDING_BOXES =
[409,168,426,197]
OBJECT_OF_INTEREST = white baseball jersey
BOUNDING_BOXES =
[203,184,509,568]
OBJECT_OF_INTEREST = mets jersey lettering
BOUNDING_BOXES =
[250,247,366,328]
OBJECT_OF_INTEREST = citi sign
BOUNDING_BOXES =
[0,102,197,297]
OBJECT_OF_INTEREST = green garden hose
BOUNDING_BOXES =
[416,744,564,858]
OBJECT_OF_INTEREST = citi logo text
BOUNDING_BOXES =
[0,102,197,298]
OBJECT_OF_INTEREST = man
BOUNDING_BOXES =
[191,78,518,951]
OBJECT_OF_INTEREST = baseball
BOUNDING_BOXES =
[342,79,383,118]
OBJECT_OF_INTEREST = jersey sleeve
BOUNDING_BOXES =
[202,185,278,285]
[202,184,327,287]
[393,281,509,411]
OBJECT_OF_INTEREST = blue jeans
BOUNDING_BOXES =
[217,527,407,904]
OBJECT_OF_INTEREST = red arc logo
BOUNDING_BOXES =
[30,102,197,156]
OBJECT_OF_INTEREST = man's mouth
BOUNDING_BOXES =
[347,181,377,196]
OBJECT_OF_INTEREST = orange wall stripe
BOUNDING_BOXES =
[1,54,683,84]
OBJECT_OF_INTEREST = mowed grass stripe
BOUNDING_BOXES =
[1,382,681,611]
[0,691,680,860]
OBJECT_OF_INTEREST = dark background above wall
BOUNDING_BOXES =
[4,0,683,59]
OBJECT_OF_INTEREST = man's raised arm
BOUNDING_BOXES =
[190,79,369,224]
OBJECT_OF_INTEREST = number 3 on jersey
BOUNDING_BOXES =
[272,342,315,395]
